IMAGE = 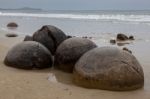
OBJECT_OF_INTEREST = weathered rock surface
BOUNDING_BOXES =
[4,41,53,69]
[73,47,144,91]
[123,47,132,54]
[55,37,97,73]
[32,25,67,55]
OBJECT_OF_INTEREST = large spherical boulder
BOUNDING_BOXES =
[55,37,97,73]
[73,47,144,91]
[32,25,67,55]
[4,41,53,69]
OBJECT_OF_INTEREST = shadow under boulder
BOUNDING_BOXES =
[4,41,53,69]
[5,33,18,37]
[32,25,67,55]
[55,37,97,73]
[73,47,144,91]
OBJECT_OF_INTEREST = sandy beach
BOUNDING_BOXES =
[0,31,149,99]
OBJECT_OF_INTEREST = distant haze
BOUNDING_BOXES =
[0,0,150,10]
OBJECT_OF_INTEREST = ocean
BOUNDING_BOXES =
[0,10,150,38]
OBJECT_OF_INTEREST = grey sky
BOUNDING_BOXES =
[0,0,150,10]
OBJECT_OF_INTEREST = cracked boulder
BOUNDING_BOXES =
[4,41,53,69]
[32,25,67,55]
[55,37,97,73]
[73,47,144,91]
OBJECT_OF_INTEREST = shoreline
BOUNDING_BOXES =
[0,31,150,99]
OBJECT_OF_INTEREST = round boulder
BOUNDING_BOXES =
[32,25,67,55]
[7,22,18,28]
[55,37,97,73]
[73,47,144,91]
[117,33,128,41]
[4,41,53,69]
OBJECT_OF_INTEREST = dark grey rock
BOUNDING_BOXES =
[82,36,88,39]
[110,39,116,44]
[117,33,128,41]
[73,47,144,91]
[24,35,33,41]
[67,35,73,38]
[4,41,53,69]
[7,22,18,28]
[129,36,135,40]
[32,25,67,55]
[55,37,97,73]
[82,36,93,39]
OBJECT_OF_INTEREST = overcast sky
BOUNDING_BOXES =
[0,0,150,10]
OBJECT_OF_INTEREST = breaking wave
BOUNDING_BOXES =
[0,12,150,22]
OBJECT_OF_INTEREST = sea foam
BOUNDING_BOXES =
[0,12,150,22]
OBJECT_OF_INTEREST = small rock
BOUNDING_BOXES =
[7,22,18,28]
[110,39,116,44]
[82,36,88,38]
[24,35,33,41]
[67,35,73,38]
[117,33,128,41]
[129,35,135,40]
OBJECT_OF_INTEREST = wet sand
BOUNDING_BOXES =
[0,32,150,99]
